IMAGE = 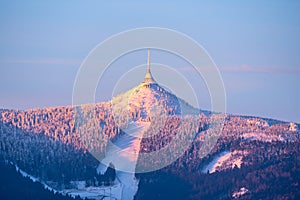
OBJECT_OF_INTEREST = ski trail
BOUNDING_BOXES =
[99,121,149,200]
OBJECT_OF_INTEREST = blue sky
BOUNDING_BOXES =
[0,1,299,122]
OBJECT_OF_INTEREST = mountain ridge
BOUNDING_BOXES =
[1,61,299,199]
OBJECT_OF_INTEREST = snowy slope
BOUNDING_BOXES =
[111,82,199,126]
[98,121,150,200]
[201,150,247,174]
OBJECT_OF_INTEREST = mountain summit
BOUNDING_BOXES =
[111,50,199,124]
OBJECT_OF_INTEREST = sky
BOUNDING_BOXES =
[0,0,299,122]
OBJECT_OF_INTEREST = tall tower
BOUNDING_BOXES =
[142,49,156,85]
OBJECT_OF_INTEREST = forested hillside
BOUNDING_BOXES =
[0,83,299,199]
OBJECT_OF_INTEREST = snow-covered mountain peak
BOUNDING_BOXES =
[110,50,200,127]
[111,82,182,123]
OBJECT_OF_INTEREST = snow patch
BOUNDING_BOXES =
[201,150,246,174]
[232,187,249,198]
[70,181,86,190]
[242,132,284,142]
[201,151,230,173]
[97,162,109,175]
[63,183,122,200]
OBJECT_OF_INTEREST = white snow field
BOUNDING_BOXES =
[63,184,122,200]
[201,150,246,174]
[201,151,230,174]
[98,121,150,200]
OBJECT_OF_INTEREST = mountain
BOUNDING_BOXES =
[1,55,300,199]
[110,62,200,127]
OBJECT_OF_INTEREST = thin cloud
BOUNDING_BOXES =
[2,59,81,65]
[223,65,300,74]
[179,65,300,74]
[178,66,215,72]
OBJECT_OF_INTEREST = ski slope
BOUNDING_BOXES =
[98,121,150,200]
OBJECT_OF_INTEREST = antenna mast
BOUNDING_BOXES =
[147,49,151,73]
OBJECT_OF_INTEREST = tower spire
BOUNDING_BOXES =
[147,49,151,74]
[142,49,155,85]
